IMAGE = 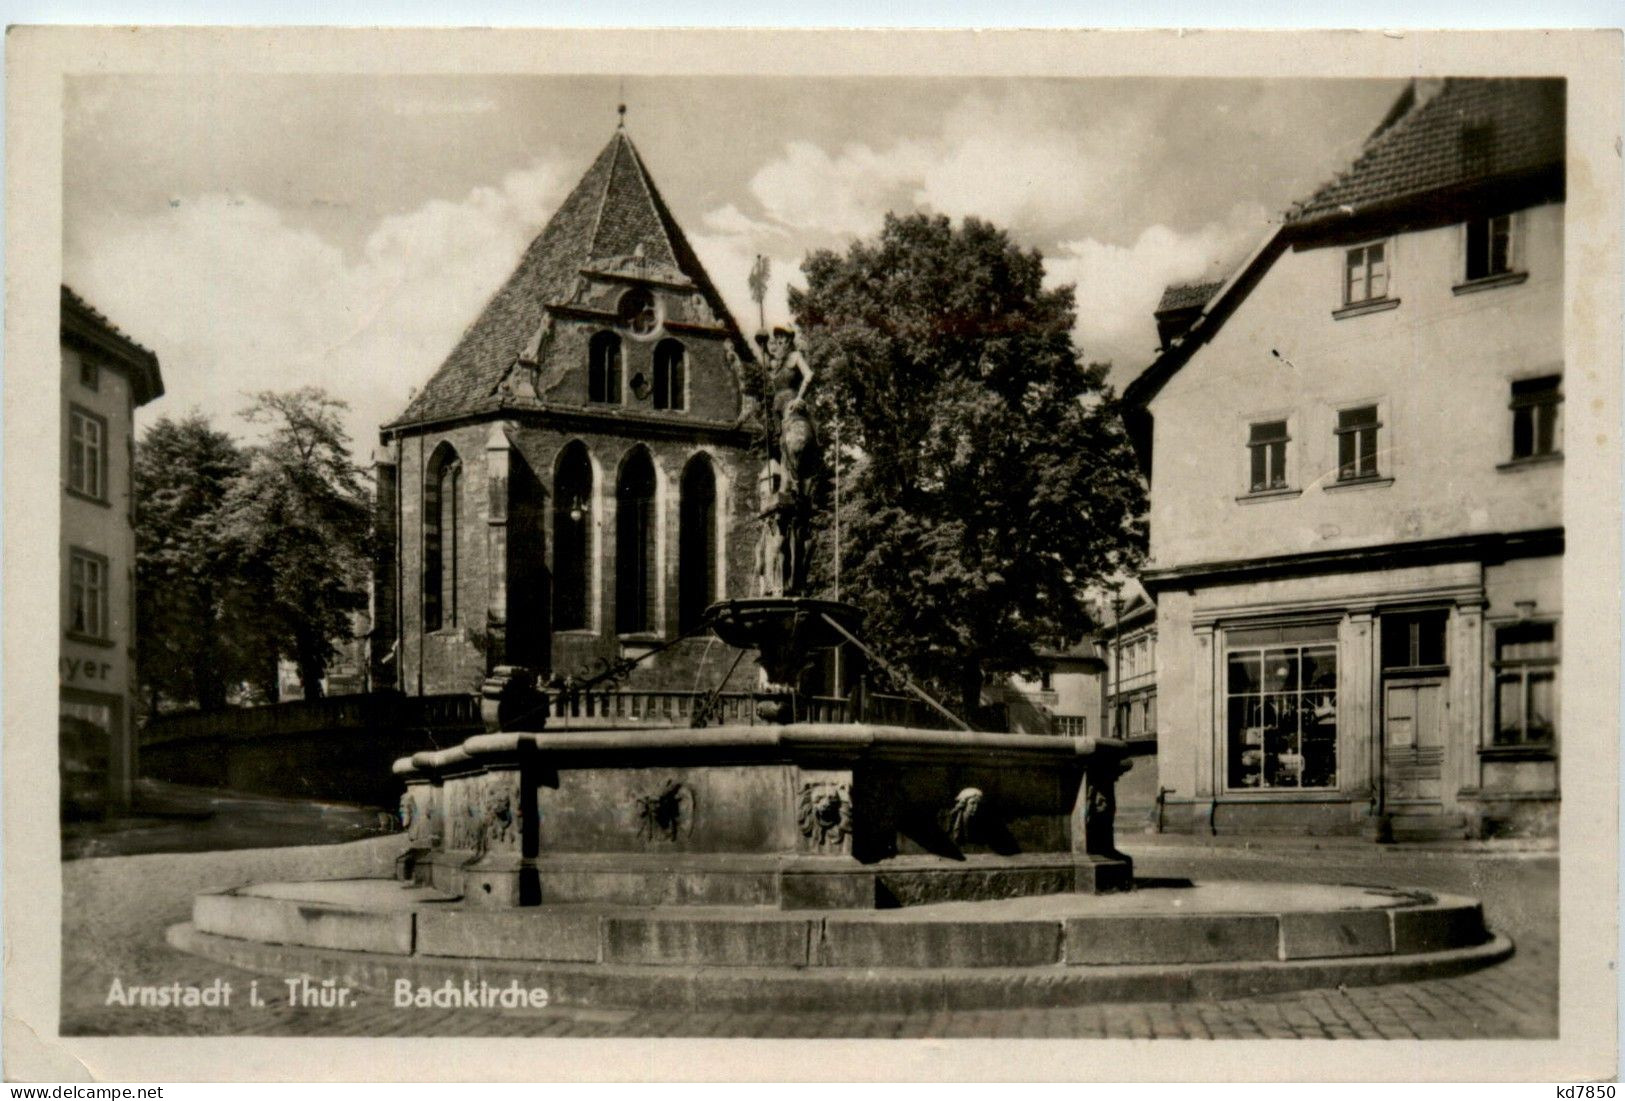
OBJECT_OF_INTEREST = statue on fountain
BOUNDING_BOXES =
[756,327,821,598]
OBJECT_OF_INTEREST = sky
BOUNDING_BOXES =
[63,74,1408,459]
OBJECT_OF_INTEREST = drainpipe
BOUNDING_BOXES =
[417,434,425,697]
[1111,591,1124,739]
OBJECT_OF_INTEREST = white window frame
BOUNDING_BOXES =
[1343,239,1392,306]
[1245,417,1292,494]
[68,405,107,501]
[69,547,110,640]
[1492,619,1558,749]
[1509,374,1563,461]
[1462,210,1528,283]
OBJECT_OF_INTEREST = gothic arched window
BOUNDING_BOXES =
[615,448,657,634]
[654,339,686,411]
[553,441,593,632]
[678,454,717,633]
[588,331,622,404]
[423,443,461,632]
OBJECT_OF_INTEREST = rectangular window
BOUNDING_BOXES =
[79,359,100,391]
[1038,668,1053,692]
[1510,376,1562,460]
[1055,715,1086,737]
[68,406,107,500]
[1248,420,1289,492]
[1494,621,1557,747]
[1344,242,1389,305]
[69,549,109,639]
[1381,610,1449,672]
[1226,624,1338,790]
[1466,214,1515,281]
[1336,405,1381,481]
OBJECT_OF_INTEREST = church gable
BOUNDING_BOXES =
[390,129,751,431]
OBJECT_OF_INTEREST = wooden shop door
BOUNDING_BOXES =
[1382,679,1446,810]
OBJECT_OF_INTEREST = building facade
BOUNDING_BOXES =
[374,127,761,697]
[1097,583,1162,825]
[1123,79,1564,840]
[60,286,164,813]
[1001,641,1105,738]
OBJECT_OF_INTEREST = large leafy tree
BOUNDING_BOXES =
[134,414,250,713]
[218,388,372,700]
[792,213,1147,722]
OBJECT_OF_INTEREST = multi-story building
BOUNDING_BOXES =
[1122,79,1564,840]
[1100,581,1158,746]
[1000,641,1105,738]
[373,123,761,696]
[60,286,164,813]
[1097,581,1162,823]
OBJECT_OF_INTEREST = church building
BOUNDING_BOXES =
[373,123,761,697]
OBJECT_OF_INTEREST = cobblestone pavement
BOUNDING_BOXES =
[58,837,1557,1039]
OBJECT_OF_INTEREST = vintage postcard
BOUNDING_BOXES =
[4,26,1620,1083]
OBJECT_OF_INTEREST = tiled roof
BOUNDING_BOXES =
[1123,78,1568,437]
[1287,78,1564,225]
[389,130,745,428]
[60,285,164,405]
[1155,280,1223,315]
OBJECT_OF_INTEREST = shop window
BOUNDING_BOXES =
[1344,241,1389,305]
[1381,610,1448,672]
[1494,621,1557,747]
[1336,405,1381,481]
[1510,375,1562,460]
[1466,214,1515,281]
[1225,623,1338,790]
[654,339,686,411]
[552,441,592,632]
[60,697,114,812]
[588,332,622,404]
[1248,420,1289,492]
[68,548,109,640]
[68,406,107,501]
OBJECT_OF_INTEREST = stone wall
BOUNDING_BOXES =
[378,417,761,697]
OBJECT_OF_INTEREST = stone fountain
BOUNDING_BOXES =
[393,327,1133,909]
[169,328,1507,1014]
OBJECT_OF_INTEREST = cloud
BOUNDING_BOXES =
[703,88,1267,375]
[1046,202,1273,379]
[740,88,1159,247]
[747,139,932,239]
[65,157,571,454]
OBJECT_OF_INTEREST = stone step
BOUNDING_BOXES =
[192,880,1489,971]
[1386,812,1472,841]
[169,920,1516,1015]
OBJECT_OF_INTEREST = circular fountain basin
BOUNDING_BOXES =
[170,875,1508,1013]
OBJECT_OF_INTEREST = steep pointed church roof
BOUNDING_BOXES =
[389,129,747,429]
